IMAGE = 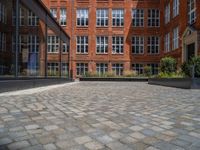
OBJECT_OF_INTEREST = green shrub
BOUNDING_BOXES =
[160,57,177,74]
[144,66,152,77]
[157,72,184,78]
[181,56,200,77]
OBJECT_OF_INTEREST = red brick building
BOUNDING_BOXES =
[41,0,200,78]
[0,0,200,78]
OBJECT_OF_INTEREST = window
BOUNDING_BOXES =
[148,63,159,75]
[188,0,196,24]
[48,36,59,53]
[112,36,124,54]
[112,63,123,76]
[132,64,144,75]
[132,36,144,54]
[12,34,25,53]
[77,9,88,26]
[12,8,16,26]
[112,9,124,27]
[76,36,88,54]
[0,3,6,24]
[0,32,6,51]
[20,7,25,26]
[164,33,170,52]
[96,9,108,27]
[76,63,88,76]
[60,8,67,26]
[28,10,39,26]
[28,35,39,53]
[132,9,144,27]
[173,0,179,17]
[50,8,57,19]
[48,62,59,76]
[96,63,108,75]
[165,3,170,24]
[62,42,69,53]
[62,63,69,76]
[148,9,160,27]
[147,36,160,54]
[96,36,108,54]
[173,27,179,50]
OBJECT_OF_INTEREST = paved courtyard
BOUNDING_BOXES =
[0,82,200,150]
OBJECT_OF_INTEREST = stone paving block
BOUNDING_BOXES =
[84,141,104,150]
[96,135,114,144]
[8,141,30,150]
[44,143,57,150]
[0,138,12,145]
[130,132,146,139]
[74,136,92,144]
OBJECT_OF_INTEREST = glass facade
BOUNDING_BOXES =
[0,0,70,78]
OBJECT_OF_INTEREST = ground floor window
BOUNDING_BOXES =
[48,62,59,76]
[147,63,159,75]
[62,63,68,77]
[96,63,108,75]
[112,63,123,76]
[132,64,144,74]
[76,63,88,76]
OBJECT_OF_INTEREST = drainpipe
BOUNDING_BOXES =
[15,0,19,78]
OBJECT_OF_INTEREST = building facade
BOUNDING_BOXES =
[1,0,200,78]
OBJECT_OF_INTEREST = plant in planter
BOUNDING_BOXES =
[144,66,152,77]
[181,56,200,78]
[160,57,177,74]
[123,70,137,77]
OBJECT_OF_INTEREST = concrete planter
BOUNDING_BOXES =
[0,78,73,93]
[79,77,148,82]
[148,78,200,89]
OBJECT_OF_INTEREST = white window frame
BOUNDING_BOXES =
[20,7,25,26]
[76,63,88,76]
[148,9,160,27]
[112,36,124,54]
[96,63,108,75]
[96,36,108,54]
[76,36,88,54]
[28,35,39,53]
[50,8,57,19]
[165,3,170,24]
[112,9,124,27]
[147,36,160,54]
[132,9,144,27]
[188,0,196,24]
[173,0,179,17]
[173,27,179,50]
[47,62,59,76]
[48,36,59,53]
[112,63,123,76]
[28,10,39,26]
[132,36,144,54]
[132,64,144,75]
[164,33,170,52]
[61,63,69,76]
[0,32,6,51]
[96,9,108,27]
[76,9,88,27]
[60,8,67,26]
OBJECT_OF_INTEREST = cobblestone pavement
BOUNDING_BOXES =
[0,82,200,150]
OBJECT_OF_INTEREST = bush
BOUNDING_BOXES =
[103,71,116,77]
[181,56,200,77]
[143,66,152,77]
[157,72,184,78]
[123,70,137,77]
[160,57,177,74]
[84,71,99,77]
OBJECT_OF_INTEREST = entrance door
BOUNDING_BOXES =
[187,43,195,62]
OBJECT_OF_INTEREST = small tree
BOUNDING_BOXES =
[144,66,152,77]
[160,57,177,74]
